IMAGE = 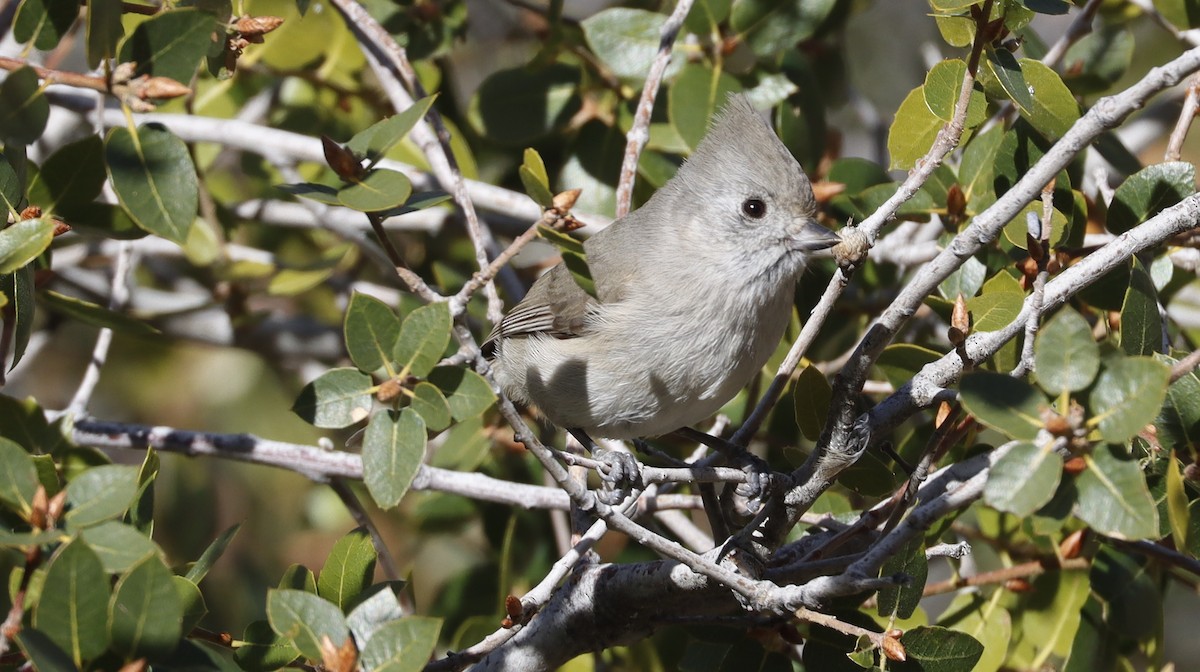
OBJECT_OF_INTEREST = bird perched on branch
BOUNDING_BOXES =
[484,94,838,481]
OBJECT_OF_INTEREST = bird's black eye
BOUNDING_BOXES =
[742,198,767,219]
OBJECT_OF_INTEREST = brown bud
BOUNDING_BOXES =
[1064,456,1087,475]
[1043,409,1070,436]
[235,15,284,37]
[811,180,847,203]
[141,76,192,100]
[880,633,907,662]
[946,184,966,221]
[501,615,514,628]
[52,218,72,237]
[950,294,970,345]
[1060,529,1086,560]
[376,378,403,403]
[935,401,953,429]
[552,188,581,213]
[1184,462,1200,481]
[319,635,357,672]
[505,595,524,621]
[118,659,148,672]
[30,485,48,530]
[321,136,365,181]
[19,206,42,220]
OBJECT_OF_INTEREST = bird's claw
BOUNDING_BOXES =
[594,447,642,505]
[731,453,773,514]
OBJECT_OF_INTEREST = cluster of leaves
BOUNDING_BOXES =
[0,398,238,669]
[291,293,494,509]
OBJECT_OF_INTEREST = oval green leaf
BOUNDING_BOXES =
[117,8,216,83]
[410,382,452,433]
[469,64,582,146]
[1089,357,1171,443]
[33,537,110,666]
[345,292,401,374]
[0,66,50,145]
[888,86,943,170]
[959,372,1045,440]
[984,441,1063,516]
[0,436,37,516]
[394,302,451,379]
[79,520,159,573]
[291,368,374,429]
[338,169,413,213]
[428,366,496,421]
[363,409,426,510]
[235,620,302,672]
[105,124,199,245]
[1075,444,1159,540]
[1107,161,1196,235]
[0,217,54,275]
[266,589,351,662]
[1034,307,1099,394]
[109,555,184,660]
[360,616,442,672]
[669,64,743,151]
[317,527,377,611]
[582,8,682,83]
[65,463,139,528]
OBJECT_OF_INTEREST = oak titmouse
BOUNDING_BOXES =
[483,95,838,447]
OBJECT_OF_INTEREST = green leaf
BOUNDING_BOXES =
[793,364,831,442]
[1089,357,1171,443]
[41,290,161,336]
[1157,353,1200,451]
[235,620,301,672]
[429,417,490,471]
[4,266,36,370]
[1166,451,1189,551]
[581,8,682,83]
[966,288,1023,333]
[346,585,406,648]
[277,182,342,206]
[0,436,37,516]
[13,0,78,51]
[109,555,184,660]
[360,616,442,672]
[1154,0,1200,29]
[34,538,110,666]
[337,169,413,213]
[0,217,54,274]
[279,564,318,593]
[895,626,984,672]
[363,409,426,510]
[86,0,125,68]
[79,521,159,573]
[876,344,941,392]
[345,292,402,374]
[1014,59,1080,139]
[0,66,50,146]
[877,538,927,620]
[0,149,23,216]
[888,86,943,170]
[685,0,732,33]
[939,255,987,300]
[1121,259,1161,356]
[428,367,496,420]
[1008,568,1089,665]
[185,522,242,584]
[729,0,835,57]
[14,629,77,672]
[984,441,1063,516]
[346,95,437,165]
[174,575,207,635]
[929,0,980,10]
[105,124,199,245]
[266,589,351,662]
[959,372,1045,440]
[669,64,743,151]
[1034,308,1099,394]
[394,302,451,378]
[410,382,452,433]
[519,148,554,208]
[317,527,377,611]
[1062,24,1133,95]
[937,593,1011,672]
[28,135,107,213]
[982,48,1033,112]
[1075,444,1159,540]
[923,59,986,127]
[1089,547,1161,641]
[117,8,217,83]
[291,368,374,429]
[65,464,140,528]
[469,64,582,146]
[1108,161,1196,234]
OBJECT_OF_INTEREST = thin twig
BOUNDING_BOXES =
[920,556,1089,597]
[1166,75,1200,161]
[1170,348,1200,383]
[794,607,887,648]
[1040,0,1103,68]
[1013,183,1055,377]
[328,0,505,323]
[614,0,694,217]
[64,242,137,418]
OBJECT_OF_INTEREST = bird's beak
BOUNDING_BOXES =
[793,219,841,251]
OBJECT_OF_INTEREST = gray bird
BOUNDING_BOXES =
[483,95,839,450]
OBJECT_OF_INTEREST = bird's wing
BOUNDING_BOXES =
[482,263,599,358]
